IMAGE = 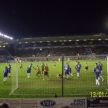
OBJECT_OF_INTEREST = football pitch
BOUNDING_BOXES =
[0,59,107,98]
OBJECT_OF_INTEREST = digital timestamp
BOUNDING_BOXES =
[90,91,108,97]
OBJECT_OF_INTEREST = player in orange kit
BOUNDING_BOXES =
[34,65,41,77]
[43,64,49,80]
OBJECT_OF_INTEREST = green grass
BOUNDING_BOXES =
[0,60,107,98]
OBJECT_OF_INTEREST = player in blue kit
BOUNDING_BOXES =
[64,63,72,78]
[3,66,9,82]
[64,63,68,78]
[98,61,104,81]
[93,63,101,86]
[27,63,32,78]
[7,64,11,77]
[75,62,81,77]
[57,63,72,79]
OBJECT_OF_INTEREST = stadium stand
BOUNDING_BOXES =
[0,34,108,58]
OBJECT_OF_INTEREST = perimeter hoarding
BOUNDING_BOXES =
[0,97,108,108]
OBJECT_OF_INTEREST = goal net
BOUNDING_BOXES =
[9,55,108,97]
[9,59,18,95]
[10,56,62,97]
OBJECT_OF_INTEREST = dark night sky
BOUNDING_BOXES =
[0,0,108,38]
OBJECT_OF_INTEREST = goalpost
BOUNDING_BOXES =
[9,59,18,95]
[1,48,19,96]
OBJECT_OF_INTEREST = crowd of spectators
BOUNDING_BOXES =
[0,40,108,57]
[14,46,108,57]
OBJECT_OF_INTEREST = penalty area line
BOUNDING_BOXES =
[9,87,18,95]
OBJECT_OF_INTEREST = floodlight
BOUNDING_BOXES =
[0,32,13,40]
[98,38,101,40]
[84,39,87,41]
[40,48,42,51]
[3,45,5,47]
[25,41,28,44]
[91,39,94,40]
[105,38,108,40]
